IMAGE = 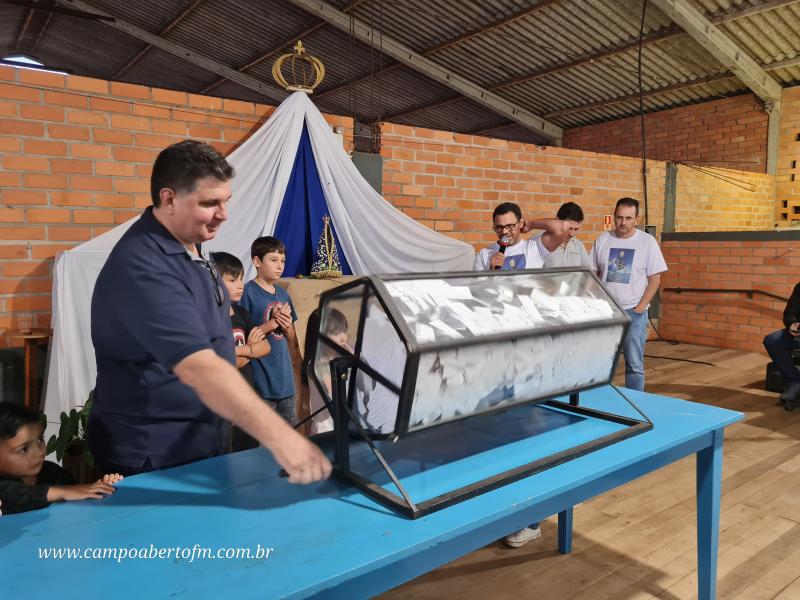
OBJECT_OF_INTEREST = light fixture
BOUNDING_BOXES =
[1,54,70,75]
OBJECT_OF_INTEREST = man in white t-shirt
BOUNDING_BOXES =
[474,202,573,272]
[592,197,668,391]
[473,201,573,550]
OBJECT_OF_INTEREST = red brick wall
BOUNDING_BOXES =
[0,66,351,347]
[659,235,799,353]
[379,123,666,250]
[379,124,775,249]
[562,94,768,174]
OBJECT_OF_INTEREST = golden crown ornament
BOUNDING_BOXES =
[272,41,325,93]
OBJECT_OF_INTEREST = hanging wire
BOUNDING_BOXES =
[637,0,649,226]
[644,352,716,366]
[679,162,757,192]
[635,0,704,356]
[369,0,374,143]
[686,166,757,191]
[377,0,384,152]
[682,163,758,185]
[348,11,357,151]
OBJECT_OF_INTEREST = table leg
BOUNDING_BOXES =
[558,507,573,554]
[697,428,723,600]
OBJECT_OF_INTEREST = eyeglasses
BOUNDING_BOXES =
[492,222,519,233]
[193,254,224,307]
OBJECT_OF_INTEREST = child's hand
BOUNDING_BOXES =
[261,319,279,334]
[275,312,292,330]
[99,473,124,485]
[48,481,118,503]
[279,303,292,317]
[247,327,265,344]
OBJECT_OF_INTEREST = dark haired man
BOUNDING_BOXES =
[763,283,800,403]
[591,197,667,391]
[474,202,574,271]
[543,202,592,269]
[473,201,573,549]
[89,140,331,483]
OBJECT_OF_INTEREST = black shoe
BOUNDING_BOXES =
[779,381,800,401]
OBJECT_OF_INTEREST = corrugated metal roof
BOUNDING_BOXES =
[0,0,798,144]
[87,0,189,33]
[30,12,145,80]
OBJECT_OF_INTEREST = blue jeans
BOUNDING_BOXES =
[622,308,648,391]
[268,396,297,426]
[763,329,800,383]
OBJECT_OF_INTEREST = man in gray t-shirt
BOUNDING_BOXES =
[591,197,668,391]
[543,202,592,269]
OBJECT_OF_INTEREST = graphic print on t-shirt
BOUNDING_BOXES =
[263,301,286,340]
[503,253,526,270]
[232,327,246,347]
[606,248,635,284]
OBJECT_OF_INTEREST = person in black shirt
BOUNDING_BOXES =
[0,402,122,515]
[764,283,800,401]
[211,252,271,451]
[89,141,331,483]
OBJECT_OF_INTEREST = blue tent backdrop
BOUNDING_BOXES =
[273,123,352,277]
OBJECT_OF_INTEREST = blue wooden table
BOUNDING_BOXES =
[0,387,742,599]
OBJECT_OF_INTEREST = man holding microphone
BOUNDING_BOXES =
[474,202,573,271]
[472,201,572,549]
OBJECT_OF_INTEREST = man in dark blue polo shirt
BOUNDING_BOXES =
[88,140,330,484]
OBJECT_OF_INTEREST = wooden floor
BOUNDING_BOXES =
[380,342,800,600]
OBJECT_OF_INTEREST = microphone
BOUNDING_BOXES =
[495,235,510,270]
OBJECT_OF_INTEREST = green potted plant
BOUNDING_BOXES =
[46,390,101,483]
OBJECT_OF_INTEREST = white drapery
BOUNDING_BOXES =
[43,91,474,424]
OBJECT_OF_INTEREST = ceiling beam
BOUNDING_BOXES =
[14,8,34,50]
[650,0,782,102]
[198,0,370,96]
[56,0,286,102]
[381,0,793,124]
[546,55,800,122]
[30,12,53,52]
[314,0,562,102]
[112,0,204,80]
[287,0,562,141]
[544,73,735,120]
[717,0,800,21]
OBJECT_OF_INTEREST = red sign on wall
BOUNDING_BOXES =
[603,215,612,231]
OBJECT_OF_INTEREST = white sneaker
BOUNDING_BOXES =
[503,525,542,548]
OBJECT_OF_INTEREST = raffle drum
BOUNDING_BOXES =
[309,268,652,518]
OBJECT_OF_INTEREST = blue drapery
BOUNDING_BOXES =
[273,123,352,277]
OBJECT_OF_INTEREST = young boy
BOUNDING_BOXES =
[240,237,299,426]
[0,401,122,515]
[211,252,272,451]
